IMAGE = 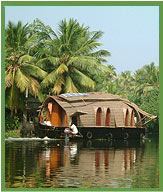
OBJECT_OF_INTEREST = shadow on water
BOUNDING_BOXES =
[5,137,159,188]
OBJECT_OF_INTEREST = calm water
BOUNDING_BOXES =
[5,137,159,188]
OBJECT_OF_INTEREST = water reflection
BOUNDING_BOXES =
[5,138,159,188]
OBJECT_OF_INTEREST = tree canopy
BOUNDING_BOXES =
[5,21,47,114]
[5,19,159,132]
[34,18,111,94]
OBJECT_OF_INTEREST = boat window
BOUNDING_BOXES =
[130,111,135,126]
[125,109,129,126]
[105,108,110,126]
[96,108,102,126]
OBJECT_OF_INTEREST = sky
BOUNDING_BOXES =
[5,5,159,74]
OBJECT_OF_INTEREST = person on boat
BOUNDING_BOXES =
[64,127,72,134]
[64,127,72,140]
[70,123,78,135]
[42,117,52,126]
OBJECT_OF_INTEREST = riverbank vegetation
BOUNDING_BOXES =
[5,19,159,134]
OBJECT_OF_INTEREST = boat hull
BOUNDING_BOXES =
[79,127,146,140]
[35,123,66,138]
[35,123,146,140]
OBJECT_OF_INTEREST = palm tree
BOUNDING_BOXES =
[36,18,111,94]
[5,21,47,114]
[115,71,134,98]
[133,62,159,96]
[96,64,117,93]
[143,62,159,89]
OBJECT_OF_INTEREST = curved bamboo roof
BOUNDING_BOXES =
[43,92,156,120]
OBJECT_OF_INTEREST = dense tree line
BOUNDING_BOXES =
[93,63,159,132]
[5,19,159,132]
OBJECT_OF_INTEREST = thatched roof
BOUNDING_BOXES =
[41,92,156,127]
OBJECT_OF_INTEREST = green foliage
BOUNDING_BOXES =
[5,19,159,135]
[139,88,159,132]
[5,130,21,138]
[100,63,159,132]
[90,64,117,93]
[33,18,110,94]
[132,62,159,97]
[128,94,142,108]
[5,21,47,114]
[128,88,159,133]
[5,114,20,130]
[140,88,159,116]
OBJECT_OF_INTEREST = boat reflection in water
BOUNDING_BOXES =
[5,138,158,188]
[36,139,145,187]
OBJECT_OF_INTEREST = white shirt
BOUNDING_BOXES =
[71,124,78,134]
[134,117,137,123]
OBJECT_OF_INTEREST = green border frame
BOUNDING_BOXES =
[1,1,162,191]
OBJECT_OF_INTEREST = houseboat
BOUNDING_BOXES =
[36,92,157,139]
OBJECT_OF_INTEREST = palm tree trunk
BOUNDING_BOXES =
[14,106,18,114]
[11,109,14,116]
